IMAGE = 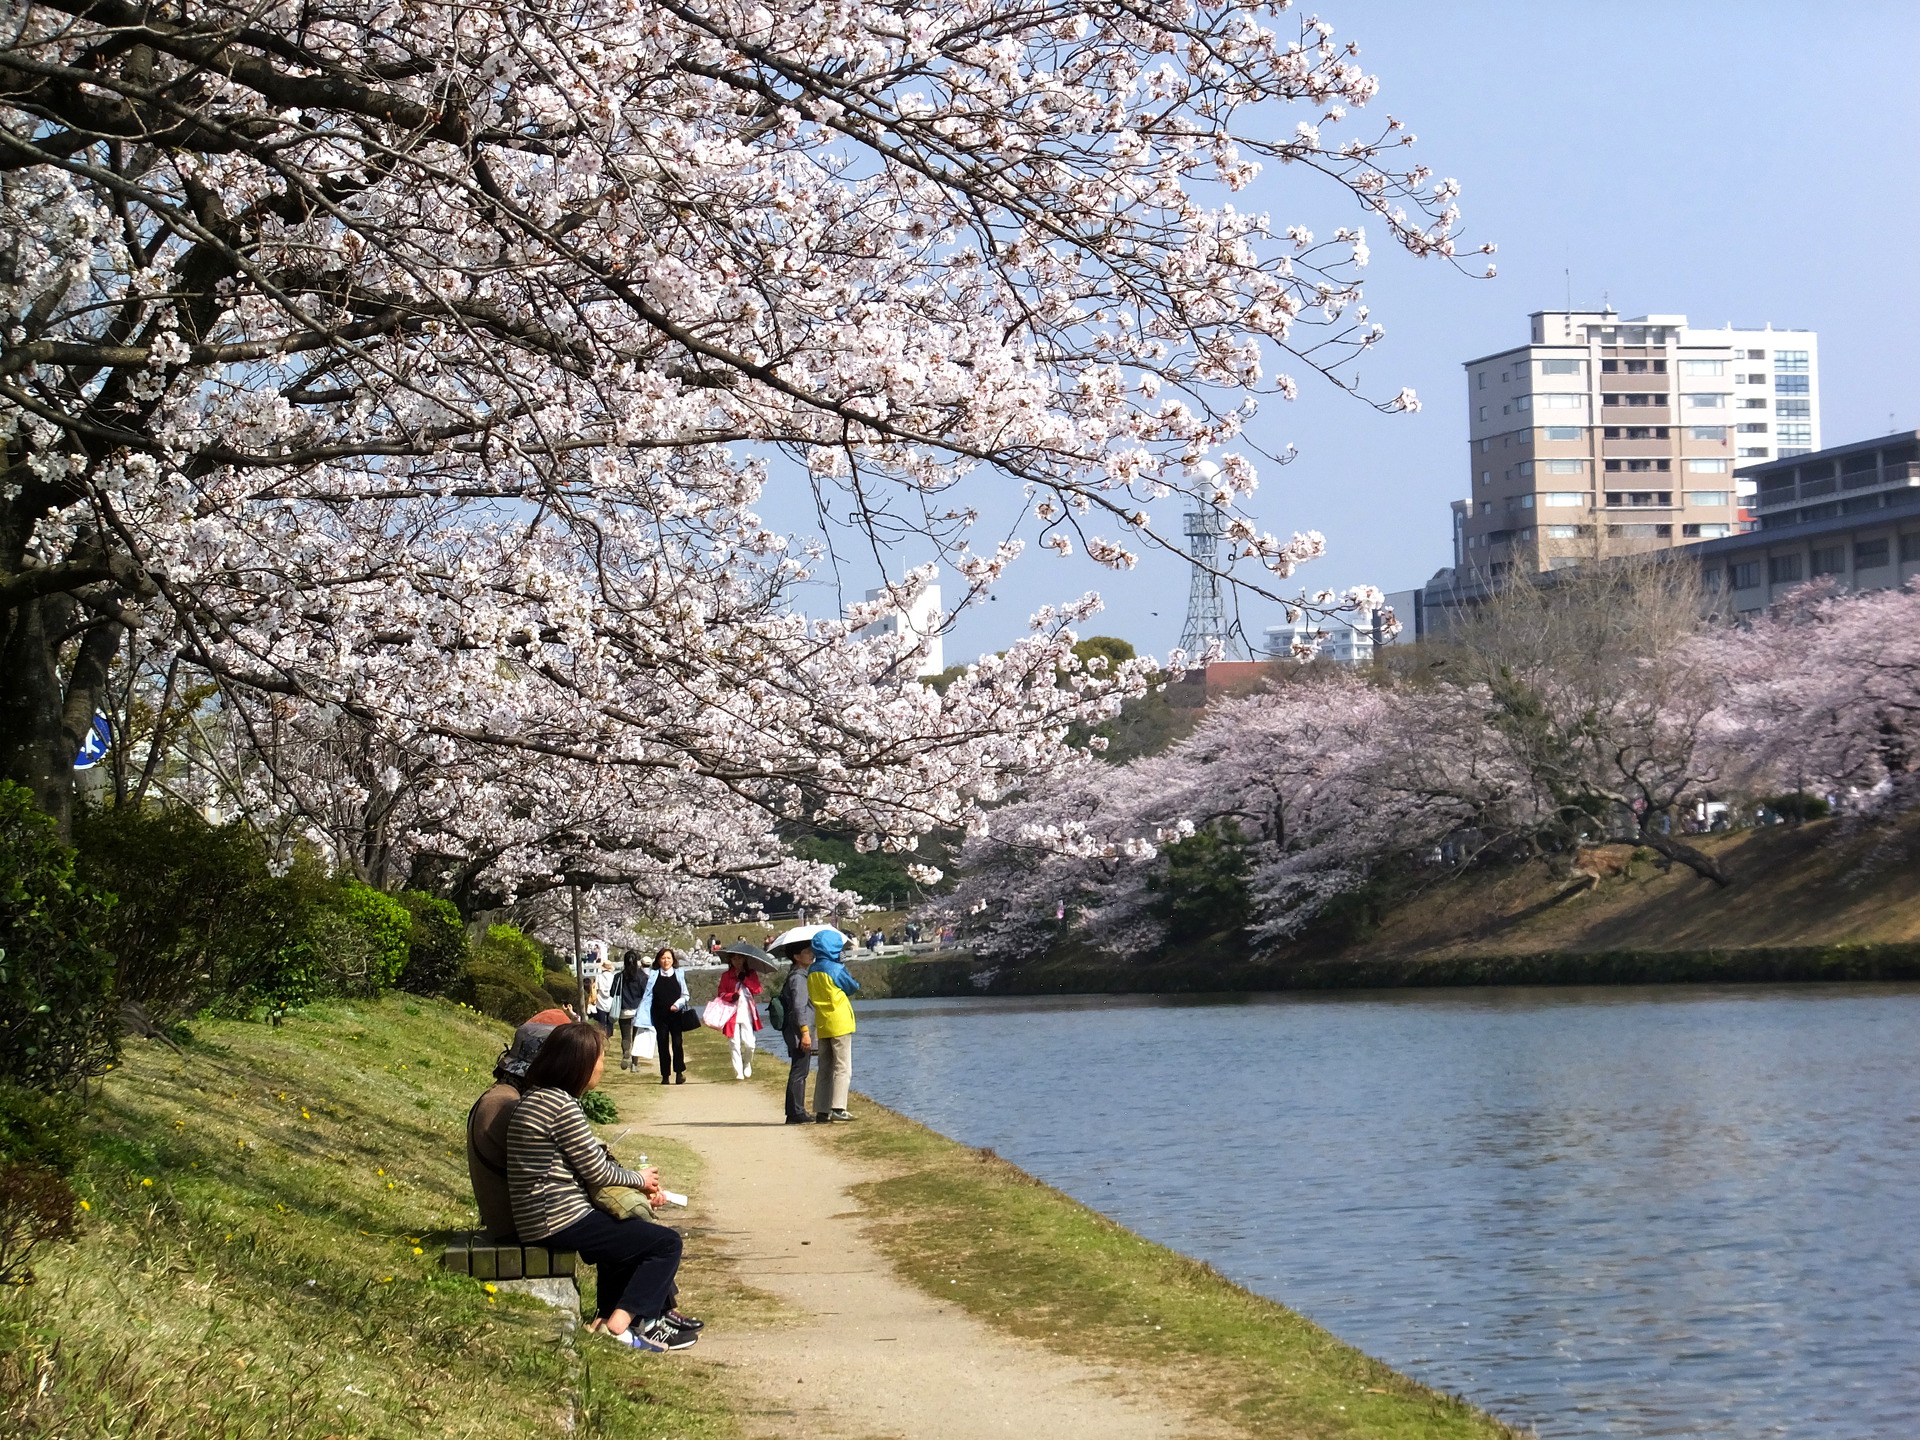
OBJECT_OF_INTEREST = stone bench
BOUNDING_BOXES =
[440,1232,580,1314]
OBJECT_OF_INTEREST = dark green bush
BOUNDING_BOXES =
[473,923,544,984]
[579,1090,618,1124]
[397,892,470,995]
[1149,821,1253,942]
[0,1085,85,1175]
[542,968,584,1011]
[0,783,118,1092]
[1764,792,1831,822]
[457,961,549,1025]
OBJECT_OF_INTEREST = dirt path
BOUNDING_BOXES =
[604,1063,1211,1440]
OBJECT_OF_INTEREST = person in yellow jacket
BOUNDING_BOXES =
[805,928,859,1122]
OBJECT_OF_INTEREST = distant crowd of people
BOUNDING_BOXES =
[463,927,865,1352]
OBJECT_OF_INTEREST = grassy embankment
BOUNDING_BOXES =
[738,1053,1520,1440]
[0,996,744,1439]
[835,816,1920,997]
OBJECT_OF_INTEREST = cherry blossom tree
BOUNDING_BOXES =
[1,0,1480,899]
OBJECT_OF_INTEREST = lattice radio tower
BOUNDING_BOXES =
[1178,503,1248,660]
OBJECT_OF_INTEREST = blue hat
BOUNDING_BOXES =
[809,928,846,961]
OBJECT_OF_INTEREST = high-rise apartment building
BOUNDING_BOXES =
[1452,310,1819,580]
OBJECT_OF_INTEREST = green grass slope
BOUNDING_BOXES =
[1,996,736,1440]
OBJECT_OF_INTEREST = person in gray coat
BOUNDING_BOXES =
[777,947,815,1124]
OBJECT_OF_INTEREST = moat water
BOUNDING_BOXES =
[852,984,1920,1438]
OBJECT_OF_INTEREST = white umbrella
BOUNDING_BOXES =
[769,923,841,955]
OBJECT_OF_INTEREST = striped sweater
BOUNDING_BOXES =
[505,1086,648,1240]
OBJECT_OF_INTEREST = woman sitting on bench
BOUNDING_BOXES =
[506,1022,701,1351]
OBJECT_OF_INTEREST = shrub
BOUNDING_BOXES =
[543,968,584,1011]
[0,1160,80,1285]
[74,805,310,1014]
[0,1086,85,1175]
[579,1090,618,1124]
[0,783,118,1092]
[1764,792,1831,822]
[1149,821,1252,942]
[397,892,470,996]
[457,961,550,1026]
[332,883,413,994]
[473,924,544,984]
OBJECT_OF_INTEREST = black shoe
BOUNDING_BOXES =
[667,1308,704,1331]
[815,1113,831,1123]
[660,1076,670,1085]
[785,1117,810,1124]
[674,1072,686,1085]
[639,1315,698,1350]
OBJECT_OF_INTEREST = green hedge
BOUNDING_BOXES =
[0,783,118,1091]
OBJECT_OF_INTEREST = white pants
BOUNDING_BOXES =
[729,999,757,1079]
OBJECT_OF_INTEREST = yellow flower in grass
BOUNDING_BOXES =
[141,1178,153,1187]
[411,1246,423,1255]
[483,1283,497,1294]
[78,1200,90,1212]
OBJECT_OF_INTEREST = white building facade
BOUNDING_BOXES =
[860,579,945,677]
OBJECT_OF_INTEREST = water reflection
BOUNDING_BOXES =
[853,985,1920,1438]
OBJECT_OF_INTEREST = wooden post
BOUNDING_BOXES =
[570,881,587,1020]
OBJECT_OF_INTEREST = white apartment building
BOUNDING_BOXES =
[860,577,945,676]
[1453,309,1820,583]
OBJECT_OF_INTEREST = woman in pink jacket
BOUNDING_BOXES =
[716,946,765,1080]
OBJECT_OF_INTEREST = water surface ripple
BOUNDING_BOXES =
[851,984,1920,1438]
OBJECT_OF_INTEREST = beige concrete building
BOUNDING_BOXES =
[1453,309,1820,584]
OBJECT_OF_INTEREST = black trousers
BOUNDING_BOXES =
[617,1016,638,1065]
[652,1014,685,1079]
[543,1209,682,1322]
[784,1038,813,1122]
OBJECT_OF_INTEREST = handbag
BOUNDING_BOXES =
[591,1185,653,1220]
[700,997,733,1030]
[672,1007,702,1034]
[631,1026,657,1061]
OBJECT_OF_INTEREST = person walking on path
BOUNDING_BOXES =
[805,928,859,1123]
[610,950,651,1071]
[505,1022,698,1352]
[715,946,765,1080]
[777,946,815,1124]
[648,947,692,1084]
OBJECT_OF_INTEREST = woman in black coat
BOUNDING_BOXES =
[648,947,691,1084]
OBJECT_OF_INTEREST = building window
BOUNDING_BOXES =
[1777,424,1812,446]
[1544,459,1585,474]
[1685,459,1729,474]
[1478,372,1487,389]
[1543,426,1582,441]
[1682,524,1732,539]
[1541,492,1586,507]
[1601,359,1618,373]
[1517,461,1535,477]
[1739,447,1770,458]
[1516,395,1533,412]
[1775,375,1810,396]
[1703,569,1723,592]
[1686,491,1730,506]
[1544,524,1583,538]
[1740,398,1767,409]
[1477,405,1489,421]
[1548,556,1581,571]
[1780,448,1812,459]
[1541,359,1581,375]
[1605,491,1672,507]
[1731,561,1762,589]
[1519,494,1535,509]
[1608,459,1671,474]
[1768,554,1803,584]
[1774,350,1810,373]
[1607,523,1672,538]
[1740,373,1767,384]
[1480,471,1491,486]
[1736,423,1769,434]
[1681,360,1727,376]
[1746,349,1767,361]
[1811,545,1847,576]
[1539,394,1583,410]
[1684,393,1729,408]
[1689,426,1728,441]
[1856,538,1891,569]
[1777,399,1811,418]
[1902,533,1920,563]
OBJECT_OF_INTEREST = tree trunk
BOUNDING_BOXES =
[1635,823,1731,886]
[0,592,123,840]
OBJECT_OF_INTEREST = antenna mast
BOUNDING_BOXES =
[1178,503,1248,660]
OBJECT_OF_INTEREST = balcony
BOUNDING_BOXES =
[1604,491,1673,509]
[1754,459,1920,513]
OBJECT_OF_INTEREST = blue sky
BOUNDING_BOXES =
[766,1,1920,664]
